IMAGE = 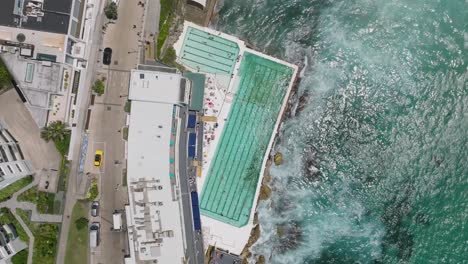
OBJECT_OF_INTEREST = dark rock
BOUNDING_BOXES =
[275,221,303,253]
[296,90,310,115]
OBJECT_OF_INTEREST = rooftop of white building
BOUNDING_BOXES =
[129,69,188,105]
[125,69,187,263]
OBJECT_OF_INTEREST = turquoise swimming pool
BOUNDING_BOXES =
[200,52,294,227]
[179,27,239,75]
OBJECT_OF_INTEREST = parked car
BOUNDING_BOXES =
[103,48,112,65]
[89,222,100,248]
[91,201,99,217]
[94,150,103,167]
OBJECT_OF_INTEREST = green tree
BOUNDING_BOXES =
[104,2,118,20]
[40,121,70,143]
[75,217,89,230]
[92,80,105,96]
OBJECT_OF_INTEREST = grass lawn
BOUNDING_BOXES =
[0,176,33,202]
[55,132,71,194]
[17,186,57,214]
[11,249,28,264]
[16,209,59,264]
[156,0,175,58]
[64,201,89,264]
[57,157,70,192]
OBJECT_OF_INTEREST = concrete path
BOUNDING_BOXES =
[11,207,35,264]
[1,200,63,223]
[0,176,63,264]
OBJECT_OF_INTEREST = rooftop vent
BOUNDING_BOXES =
[25,0,45,17]
[139,73,145,79]
[16,33,26,42]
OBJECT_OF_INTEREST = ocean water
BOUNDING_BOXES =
[213,0,467,263]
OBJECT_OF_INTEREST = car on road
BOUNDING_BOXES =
[91,201,99,217]
[94,150,103,166]
[103,48,112,65]
[90,222,100,248]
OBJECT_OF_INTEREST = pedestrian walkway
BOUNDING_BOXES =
[0,176,63,264]
[11,208,34,264]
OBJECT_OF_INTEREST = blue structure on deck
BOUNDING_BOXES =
[188,133,196,146]
[187,132,197,159]
[188,146,196,158]
[191,192,202,231]
[187,114,196,128]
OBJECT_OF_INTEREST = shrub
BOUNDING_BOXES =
[86,181,99,201]
[104,2,118,20]
[75,217,89,230]
[122,126,128,141]
[124,101,131,113]
[92,80,105,96]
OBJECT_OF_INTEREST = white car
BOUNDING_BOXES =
[89,222,100,248]
[91,201,99,217]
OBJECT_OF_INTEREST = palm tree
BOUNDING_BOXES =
[40,121,70,142]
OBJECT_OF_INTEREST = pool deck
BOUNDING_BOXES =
[174,22,298,255]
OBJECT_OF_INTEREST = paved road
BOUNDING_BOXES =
[88,0,147,263]
[88,70,130,264]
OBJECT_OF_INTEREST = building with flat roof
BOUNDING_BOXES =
[125,68,193,264]
[0,0,99,127]
[0,120,33,190]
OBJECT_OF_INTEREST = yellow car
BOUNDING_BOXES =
[94,150,103,167]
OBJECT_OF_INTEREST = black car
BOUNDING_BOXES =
[103,48,112,65]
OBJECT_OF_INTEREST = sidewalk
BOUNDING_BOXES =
[56,0,107,262]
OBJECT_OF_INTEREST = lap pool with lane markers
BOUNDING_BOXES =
[200,52,294,227]
[178,26,239,75]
